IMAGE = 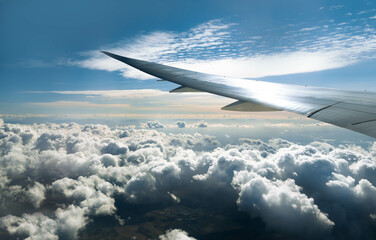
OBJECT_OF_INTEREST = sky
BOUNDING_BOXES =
[1,0,376,118]
[2,1,376,240]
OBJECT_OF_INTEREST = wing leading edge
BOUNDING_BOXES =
[101,51,376,138]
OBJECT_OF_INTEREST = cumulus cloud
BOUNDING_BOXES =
[196,120,208,128]
[159,229,197,240]
[1,121,376,239]
[0,213,59,240]
[234,175,334,237]
[143,121,164,129]
[55,205,87,239]
[0,205,87,240]
[27,182,46,208]
[168,133,219,152]
[176,121,186,128]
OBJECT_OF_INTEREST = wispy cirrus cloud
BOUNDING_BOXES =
[69,19,376,79]
[26,89,235,114]
[29,101,131,109]
[28,89,168,99]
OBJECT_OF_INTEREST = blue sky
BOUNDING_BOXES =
[1,0,376,117]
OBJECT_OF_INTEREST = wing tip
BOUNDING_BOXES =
[100,51,139,65]
[100,51,115,57]
[100,51,134,65]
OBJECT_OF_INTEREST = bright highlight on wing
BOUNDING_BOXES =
[101,51,376,138]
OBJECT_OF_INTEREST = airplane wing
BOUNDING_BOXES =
[101,51,376,138]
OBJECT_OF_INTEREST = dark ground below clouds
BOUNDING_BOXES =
[0,205,291,240]
[79,203,293,240]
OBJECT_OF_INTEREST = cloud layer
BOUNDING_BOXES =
[0,120,376,239]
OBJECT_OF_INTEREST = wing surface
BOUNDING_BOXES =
[101,51,376,138]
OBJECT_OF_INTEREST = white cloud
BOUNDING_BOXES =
[27,182,46,208]
[168,133,220,152]
[196,120,208,128]
[329,5,344,11]
[170,44,376,78]
[51,176,117,216]
[55,205,87,239]
[300,26,320,31]
[142,121,165,129]
[159,229,197,240]
[0,213,59,240]
[233,175,334,237]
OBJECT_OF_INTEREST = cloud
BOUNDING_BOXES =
[0,205,87,240]
[27,182,46,208]
[263,122,330,128]
[176,121,186,128]
[159,229,197,240]
[143,121,164,129]
[28,89,168,99]
[55,205,87,239]
[0,213,59,240]
[300,26,320,31]
[168,133,220,152]
[329,5,344,11]
[1,121,376,239]
[196,120,208,128]
[30,101,131,109]
[25,89,240,116]
[233,175,334,237]
[52,176,116,216]
[70,19,376,79]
